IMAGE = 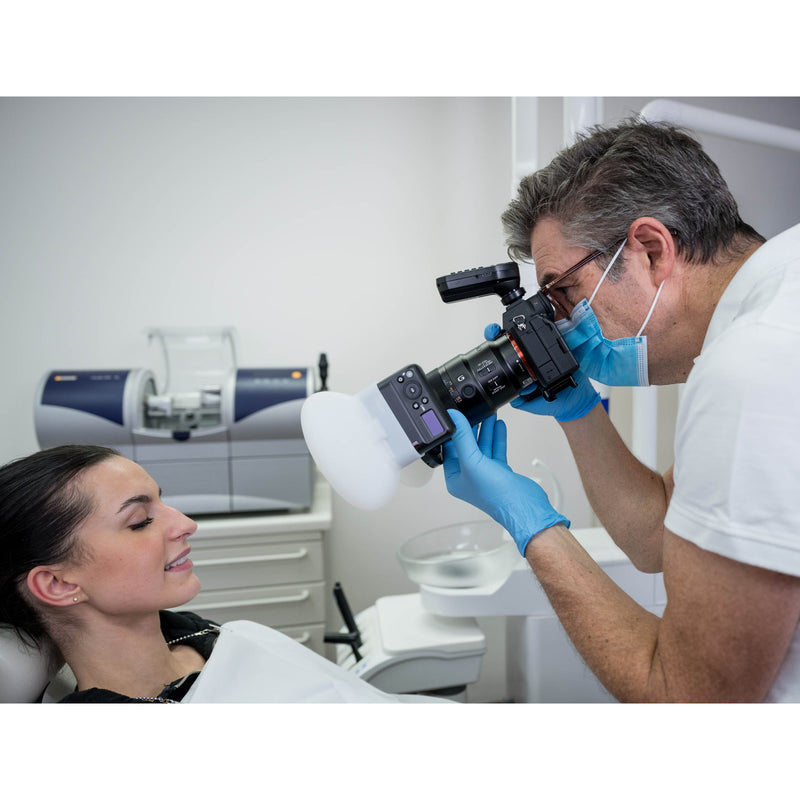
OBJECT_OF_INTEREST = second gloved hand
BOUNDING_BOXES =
[442,409,570,555]
[485,323,601,422]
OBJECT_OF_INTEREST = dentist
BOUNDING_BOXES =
[444,118,800,702]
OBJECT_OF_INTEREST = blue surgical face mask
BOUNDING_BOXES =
[555,241,666,387]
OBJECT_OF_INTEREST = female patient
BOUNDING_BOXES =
[0,445,411,703]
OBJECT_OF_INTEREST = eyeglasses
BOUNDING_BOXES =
[539,239,625,319]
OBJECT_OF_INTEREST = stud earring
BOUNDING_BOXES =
[72,597,79,603]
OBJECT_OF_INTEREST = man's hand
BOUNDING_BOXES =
[485,323,602,422]
[442,409,570,555]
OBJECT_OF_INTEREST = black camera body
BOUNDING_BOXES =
[377,262,579,466]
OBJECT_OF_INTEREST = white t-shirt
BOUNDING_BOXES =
[664,222,800,701]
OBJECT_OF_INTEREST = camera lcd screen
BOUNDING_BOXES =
[421,409,445,437]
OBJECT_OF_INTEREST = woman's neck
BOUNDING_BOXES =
[57,612,203,697]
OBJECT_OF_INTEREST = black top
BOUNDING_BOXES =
[58,610,220,703]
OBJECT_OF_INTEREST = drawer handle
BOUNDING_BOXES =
[188,590,311,612]
[194,548,309,568]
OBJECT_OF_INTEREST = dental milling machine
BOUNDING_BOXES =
[35,328,328,514]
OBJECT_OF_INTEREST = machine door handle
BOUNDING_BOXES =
[193,548,309,568]
[188,590,311,612]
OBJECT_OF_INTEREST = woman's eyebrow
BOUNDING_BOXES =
[116,488,162,514]
[117,495,151,514]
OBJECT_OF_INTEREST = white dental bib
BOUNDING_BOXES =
[181,620,445,703]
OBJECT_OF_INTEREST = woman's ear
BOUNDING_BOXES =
[26,566,82,607]
[627,217,678,285]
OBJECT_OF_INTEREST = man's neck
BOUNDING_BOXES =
[694,240,763,335]
[653,241,762,385]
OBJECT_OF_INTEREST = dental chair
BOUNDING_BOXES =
[0,626,76,703]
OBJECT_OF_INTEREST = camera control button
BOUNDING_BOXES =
[404,382,421,398]
[421,397,429,405]
[461,384,477,399]
[412,402,420,410]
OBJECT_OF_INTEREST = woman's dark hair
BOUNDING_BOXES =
[0,444,120,646]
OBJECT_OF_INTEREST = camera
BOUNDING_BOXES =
[301,260,579,509]
[376,261,579,467]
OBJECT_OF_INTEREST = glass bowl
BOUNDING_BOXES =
[396,520,518,588]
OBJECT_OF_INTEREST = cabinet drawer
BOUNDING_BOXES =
[191,540,323,591]
[178,581,326,629]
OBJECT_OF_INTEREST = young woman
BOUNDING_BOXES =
[0,445,433,703]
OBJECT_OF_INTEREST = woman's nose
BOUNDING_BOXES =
[168,507,197,539]
[181,513,198,538]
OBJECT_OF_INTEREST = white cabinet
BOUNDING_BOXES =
[174,478,332,655]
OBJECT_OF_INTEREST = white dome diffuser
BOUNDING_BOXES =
[301,385,422,510]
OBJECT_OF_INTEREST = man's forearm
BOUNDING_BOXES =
[559,404,669,572]
[524,524,665,702]
[525,524,800,703]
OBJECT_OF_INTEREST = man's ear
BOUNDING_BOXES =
[26,566,82,607]
[627,217,678,285]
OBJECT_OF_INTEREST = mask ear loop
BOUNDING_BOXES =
[636,279,666,337]
[588,240,627,307]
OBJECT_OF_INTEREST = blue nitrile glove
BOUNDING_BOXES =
[442,409,570,555]
[485,323,601,422]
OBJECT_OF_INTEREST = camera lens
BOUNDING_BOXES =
[424,334,534,426]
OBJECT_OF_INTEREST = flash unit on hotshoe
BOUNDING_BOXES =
[301,262,579,509]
